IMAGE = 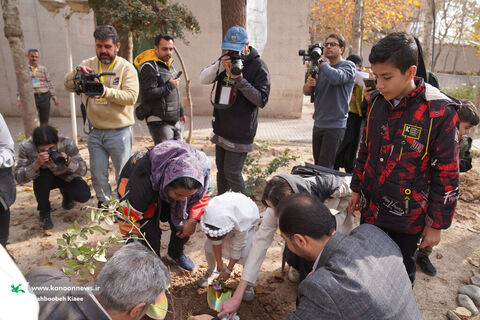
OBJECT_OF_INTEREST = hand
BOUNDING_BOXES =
[418,226,441,248]
[218,271,230,281]
[54,99,60,107]
[363,86,375,104]
[60,152,71,165]
[306,75,316,88]
[218,296,242,319]
[221,55,232,74]
[348,192,360,217]
[176,218,197,238]
[169,77,180,88]
[33,152,50,170]
[76,65,92,74]
[187,315,214,320]
[180,116,186,124]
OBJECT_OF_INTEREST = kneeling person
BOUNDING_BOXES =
[14,125,90,233]
[197,192,259,288]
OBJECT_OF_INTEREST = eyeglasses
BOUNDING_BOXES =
[324,42,340,48]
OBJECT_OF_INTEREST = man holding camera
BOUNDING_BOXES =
[303,34,355,168]
[200,26,270,195]
[134,34,185,145]
[14,126,90,234]
[64,25,139,208]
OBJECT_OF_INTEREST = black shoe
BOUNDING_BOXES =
[62,197,75,210]
[417,256,437,276]
[40,216,54,230]
[97,201,104,209]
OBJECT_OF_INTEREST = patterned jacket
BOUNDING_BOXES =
[350,78,459,234]
[15,134,87,184]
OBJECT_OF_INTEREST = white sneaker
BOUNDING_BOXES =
[197,270,214,288]
[288,267,300,283]
[242,284,255,302]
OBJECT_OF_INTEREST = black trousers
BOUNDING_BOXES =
[334,112,363,173]
[34,92,51,125]
[360,216,422,284]
[312,127,346,168]
[33,168,91,215]
[215,145,247,195]
[0,205,10,247]
[134,203,189,258]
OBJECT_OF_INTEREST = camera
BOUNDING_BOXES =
[47,147,66,167]
[73,70,116,97]
[225,51,245,76]
[298,43,324,66]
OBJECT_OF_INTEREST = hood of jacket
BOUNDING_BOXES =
[134,49,173,68]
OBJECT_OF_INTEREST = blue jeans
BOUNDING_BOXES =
[87,126,132,202]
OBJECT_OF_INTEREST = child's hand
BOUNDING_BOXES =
[176,218,198,238]
[218,271,230,281]
[348,192,360,217]
[418,226,441,248]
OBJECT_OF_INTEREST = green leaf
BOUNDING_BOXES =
[66,261,78,267]
[90,225,109,235]
[78,270,86,279]
[63,267,75,276]
[57,238,67,246]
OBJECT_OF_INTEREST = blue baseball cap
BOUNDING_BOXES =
[221,26,248,51]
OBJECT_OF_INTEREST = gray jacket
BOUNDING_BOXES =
[15,134,87,184]
[287,224,422,320]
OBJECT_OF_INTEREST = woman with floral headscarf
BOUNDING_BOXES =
[117,140,210,271]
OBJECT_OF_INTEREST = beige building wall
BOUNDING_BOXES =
[0,0,95,117]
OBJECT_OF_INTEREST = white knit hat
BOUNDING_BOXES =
[200,192,259,238]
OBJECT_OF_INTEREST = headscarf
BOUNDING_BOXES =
[150,141,210,228]
[200,192,259,237]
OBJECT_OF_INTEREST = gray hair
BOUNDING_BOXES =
[27,48,39,55]
[93,24,118,44]
[94,242,171,312]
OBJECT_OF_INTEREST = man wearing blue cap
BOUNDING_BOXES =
[200,26,270,196]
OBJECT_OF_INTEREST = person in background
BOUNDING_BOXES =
[334,54,365,173]
[0,113,15,247]
[17,49,60,125]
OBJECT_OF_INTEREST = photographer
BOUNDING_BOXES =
[64,25,139,208]
[303,34,355,168]
[134,34,185,145]
[14,126,90,234]
[200,26,270,195]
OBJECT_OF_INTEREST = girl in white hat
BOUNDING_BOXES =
[197,192,259,290]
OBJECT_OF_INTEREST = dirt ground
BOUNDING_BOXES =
[6,135,480,320]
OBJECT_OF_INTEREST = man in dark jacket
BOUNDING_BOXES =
[200,26,270,195]
[135,34,185,145]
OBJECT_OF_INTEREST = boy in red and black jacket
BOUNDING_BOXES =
[348,32,460,284]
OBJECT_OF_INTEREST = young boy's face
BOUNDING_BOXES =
[371,62,416,101]
[459,122,474,138]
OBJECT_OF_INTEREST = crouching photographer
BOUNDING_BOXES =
[199,26,270,195]
[14,126,90,234]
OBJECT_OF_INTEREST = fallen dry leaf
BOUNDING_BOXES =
[37,257,55,267]
[43,230,53,237]
[254,285,275,296]
[41,241,54,250]
[436,252,443,259]
[467,257,480,268]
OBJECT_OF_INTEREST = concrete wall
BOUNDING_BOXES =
[0,0,95,116]
[174,0,311,118]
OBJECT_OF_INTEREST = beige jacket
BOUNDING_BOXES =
[64,56,139,130]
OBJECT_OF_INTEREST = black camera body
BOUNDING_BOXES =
[298,43,324,66]
[73,71,116,97]
[47,147,66,167]
[226,51,245,76]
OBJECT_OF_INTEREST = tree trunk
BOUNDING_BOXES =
[350,0,364,54]
[421,0,434,71]
[173,47,194,144]
[220,0,246,38]
[119,30,133,64]
[1,0,38,137]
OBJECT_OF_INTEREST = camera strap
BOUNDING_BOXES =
[210,56,234,110]
[80,96,93,135]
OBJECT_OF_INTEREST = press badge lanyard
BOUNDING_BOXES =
[98,56,117,83]
[95,56,117,104]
